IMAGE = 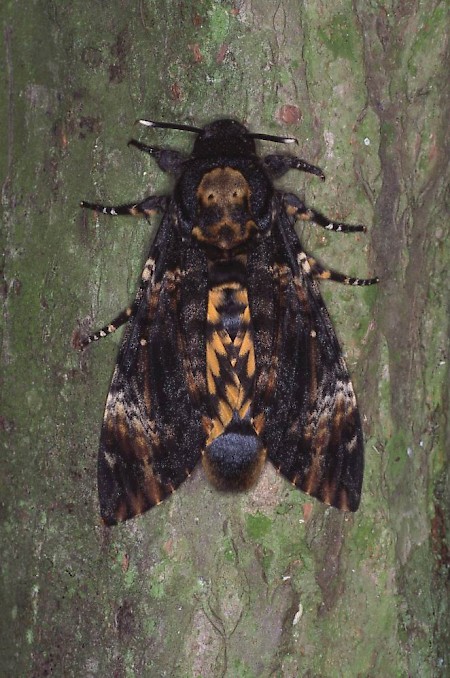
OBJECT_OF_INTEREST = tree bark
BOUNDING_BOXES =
[1,1,448,676]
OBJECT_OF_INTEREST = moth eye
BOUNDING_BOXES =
[232,190,238,198]
[208,193,214,201]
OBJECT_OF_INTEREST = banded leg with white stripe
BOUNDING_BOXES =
[284,193,367,233]
[80,195,167,218]
[298,251,379,286]
[80,257,156,349]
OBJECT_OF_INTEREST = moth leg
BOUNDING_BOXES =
[284,193,367,233]
[128,140,187,174]
[263,154,325,181]
[298,251,379,286]
[80,195,167,218]
[79,257,156,349]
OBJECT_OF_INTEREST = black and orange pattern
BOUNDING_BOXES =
[79,118,378,525]
[202,258,267,491]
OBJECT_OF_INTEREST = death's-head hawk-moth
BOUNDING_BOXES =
[79,118,378,525]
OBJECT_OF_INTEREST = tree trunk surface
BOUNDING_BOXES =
[1,1,448,676]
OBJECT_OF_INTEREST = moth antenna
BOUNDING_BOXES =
[137,119,203,134]
[246,132,298,145]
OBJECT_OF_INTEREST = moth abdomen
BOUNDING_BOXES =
[203,417,266,491]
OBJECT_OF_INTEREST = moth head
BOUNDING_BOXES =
[138,118,297,160]
[192,119,297,159]
[192,119,256,159]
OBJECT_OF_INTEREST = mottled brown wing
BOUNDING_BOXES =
[98,222,208,525]
[249,210,364,512]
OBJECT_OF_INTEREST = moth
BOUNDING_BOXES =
[79,118,378,525]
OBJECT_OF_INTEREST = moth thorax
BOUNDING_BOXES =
[203,418,266,491]
[192,167,256,250]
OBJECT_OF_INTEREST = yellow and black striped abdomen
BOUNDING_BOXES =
[203,275,266,490]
